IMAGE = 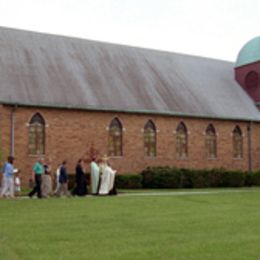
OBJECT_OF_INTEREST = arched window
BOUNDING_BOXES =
[108,118,123,156]
[233,126,243,158]
[144,120,156,157]
[176,122,188,158]
[29,113,45,155]
[205,124,217,159]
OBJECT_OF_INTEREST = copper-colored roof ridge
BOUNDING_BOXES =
[0,26,233,64]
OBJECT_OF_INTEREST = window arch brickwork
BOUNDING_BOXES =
[108,118,123,156]
[176,122,188,158]
[233,126,243,158]
[144,120,156,157]
[28,113,45,155]
[205,124,217,159]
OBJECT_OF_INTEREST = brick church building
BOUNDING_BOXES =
[0,27,259,181]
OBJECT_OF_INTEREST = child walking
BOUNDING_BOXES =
[14,170,21,196]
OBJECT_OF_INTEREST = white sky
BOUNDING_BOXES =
[0,0,259,62]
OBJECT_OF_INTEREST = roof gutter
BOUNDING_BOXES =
[10,104,17,157]
[0,101,260,123]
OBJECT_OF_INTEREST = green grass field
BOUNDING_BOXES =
[1,188,260,260]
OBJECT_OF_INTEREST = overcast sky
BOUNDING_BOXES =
[0,0,259,61]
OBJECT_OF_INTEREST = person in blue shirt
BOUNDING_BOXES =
[0,156,15,198]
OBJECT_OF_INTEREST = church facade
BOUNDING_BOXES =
[0,27,260,182]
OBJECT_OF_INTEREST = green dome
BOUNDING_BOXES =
[235,36,260,68]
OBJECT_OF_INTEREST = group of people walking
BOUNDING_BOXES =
[0,155,117,199]
[28,158,72,198]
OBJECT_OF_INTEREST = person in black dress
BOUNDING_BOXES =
[72,159,87,196]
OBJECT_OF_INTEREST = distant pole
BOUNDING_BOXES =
[247,121,252,172]
[10,105,17,157]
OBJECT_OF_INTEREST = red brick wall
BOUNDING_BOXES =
[0,105,259,186]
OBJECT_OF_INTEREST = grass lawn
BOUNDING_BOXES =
[1,188,260,260]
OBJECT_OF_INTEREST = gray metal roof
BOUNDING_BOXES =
[0,26,259,121]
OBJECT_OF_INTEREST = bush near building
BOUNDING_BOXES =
[66,167,260,190]
[141,167,260,189]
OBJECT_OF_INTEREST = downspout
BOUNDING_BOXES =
[247,121,253,172]
[10,105,17,157]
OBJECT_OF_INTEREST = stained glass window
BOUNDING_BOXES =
[108,118,123,156]
[144,120,156,157]
[205,124,216,159]
[233,126,243,158]
[176,122,188,158]
[29,113,45,155]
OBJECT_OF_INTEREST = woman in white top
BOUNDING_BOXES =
[99,156,117,195]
